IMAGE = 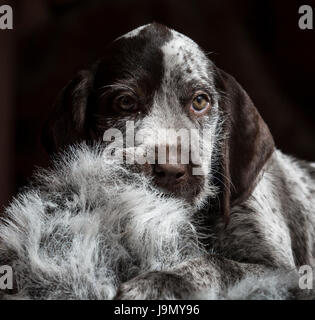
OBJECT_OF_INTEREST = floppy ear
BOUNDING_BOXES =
[214,67,275,223]
[41,70,94,154]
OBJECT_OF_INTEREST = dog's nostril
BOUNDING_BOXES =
[175,172,185,179]
[155,169,165,178]
[153,165,165,176]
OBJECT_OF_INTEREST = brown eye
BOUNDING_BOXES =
[191,94,210,112]
[116,95,137,111]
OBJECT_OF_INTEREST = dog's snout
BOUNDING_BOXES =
[151,143,191,191]
[153,163,188,187]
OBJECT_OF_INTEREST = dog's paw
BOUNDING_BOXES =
[114,271,194,300]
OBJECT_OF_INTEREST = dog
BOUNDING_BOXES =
[1,23,314,299]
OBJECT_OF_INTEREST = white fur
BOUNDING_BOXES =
[161,28,214,86]
[0,144,203,299]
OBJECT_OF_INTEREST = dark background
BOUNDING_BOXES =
[0,0,314,210]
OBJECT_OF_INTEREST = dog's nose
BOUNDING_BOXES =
[153,163,188,187]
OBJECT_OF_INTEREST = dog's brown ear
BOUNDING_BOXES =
[214,67,275,223]
[41,70,94,154]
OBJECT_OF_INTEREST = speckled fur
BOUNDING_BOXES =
[210,151,315,269]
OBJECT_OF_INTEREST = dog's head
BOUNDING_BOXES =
[42,23,274,221]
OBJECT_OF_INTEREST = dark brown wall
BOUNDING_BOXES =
[1,0,315,210]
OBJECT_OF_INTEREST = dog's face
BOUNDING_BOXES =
[42,23,275,219]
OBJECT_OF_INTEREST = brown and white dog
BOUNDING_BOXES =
[2,23,314,300]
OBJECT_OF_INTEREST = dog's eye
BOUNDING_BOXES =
[116,95,137,111]
[191,94,210,112]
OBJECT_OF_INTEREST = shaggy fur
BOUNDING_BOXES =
[0,144,314,300]
[0,144,203,299]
